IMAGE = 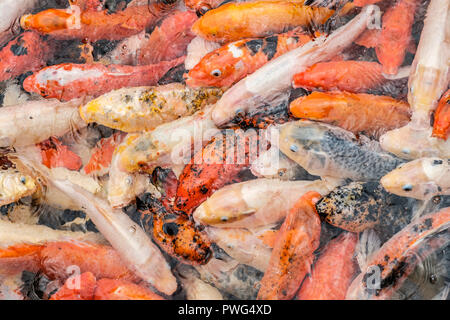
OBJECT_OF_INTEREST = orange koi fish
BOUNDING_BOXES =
[38,136,83,171]
[20,4,176,42]
[23,57,184,101]
[296,232,358,300]
[257,191,322,300]
[186,31,313,88]
[289,91,411,138]
[375,0,418,75]
[432,89,450,140]
[191,1,333,42]
[0,31,50,82]
[292,61,385,93]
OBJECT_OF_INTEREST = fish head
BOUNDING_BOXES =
[185,45,247,88]
[380,158,445,200]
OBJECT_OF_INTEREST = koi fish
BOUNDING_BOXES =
[191,1,334,42]
[193,178,337,228]
[257,191,322,300]
[432,90,450,140]
[23,57,185,101]
[175,129,263,213]
[137,10,197,65]
[296,232,357,300]
[289,91,411,138]
[292,61,385,93]
[20,4,176,42]
[116,107,219,174]
[185,31,313,88]
[0,155,38,206]
[375,0,418,75]
[316,181,414,234]
[0,98,85,148]
[380,124,450,160]
[381,158,450,200]
[346,206,450,300]
[279,120,406,181]
[79,83,222,132]
[407,0,449,128]
[38,137,83,171]
[211,5,378,126]
[0,31,50,82]
[137,194,212,265]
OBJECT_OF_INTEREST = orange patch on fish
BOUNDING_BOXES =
[432,89,450,140]
[93,279,164,300]
[38,137,83,171]
[50,272,97,300]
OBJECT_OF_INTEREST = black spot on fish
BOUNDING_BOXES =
[245,39,263,56]
[10,36,28,56]
[162,222,179,236]
[433,159,443,165]
[262,36,278,60]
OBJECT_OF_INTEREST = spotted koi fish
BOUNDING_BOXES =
[185,31,313,88]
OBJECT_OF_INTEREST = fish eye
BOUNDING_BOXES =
[196,4,211,16]
[210,69,222,77]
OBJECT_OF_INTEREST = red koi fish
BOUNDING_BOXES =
[292,61,385,93]
[0,31,50,82]
[20,4,176,42]
[175,130,263,213]
[38,136,83,171]
[296,232,358,300]
[257,191,322,300]
[432,89,450,140]
[23,57,184,100]
[50,272,97,300]
[137,10,197,65]
[186,31,313,88]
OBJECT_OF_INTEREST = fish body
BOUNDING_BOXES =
[289,91,411,138]
[20,4,175,42]
[175,129,263,213]
[381,158,450,200]
[432,90,450,140]
[0,98,85,148]
[116,107,219,173]
[279,120,406,181]
[137,10,198,65]
[0,0,39,46]
[50,272,97,300]
[79,83,222,132]
[346,207,450,300]
[193,178,336,228]
[93,279,164,300]
[38,137,82,171]
[316,181,414,234]
[84,132,124,175]
[192,1,333,42]
[407,0,449,127]
[380,123,450,160]
[292,61,385,93]
[297,232,357,300]
[185,36,221,71]
[186,31,313,88]
[375,0,418,75]
[257,191,322,300]
[0,31,50,82]
[23,58,184,101]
